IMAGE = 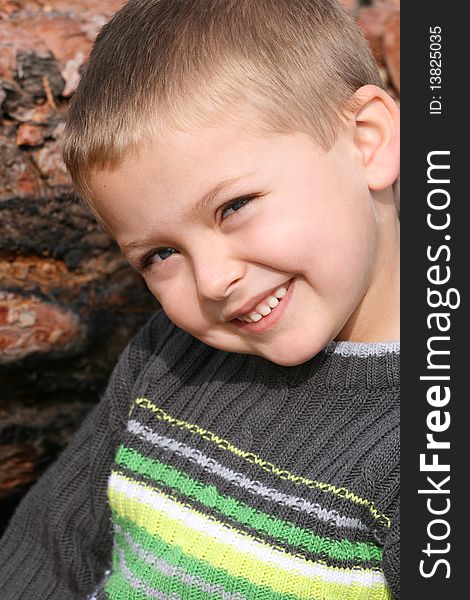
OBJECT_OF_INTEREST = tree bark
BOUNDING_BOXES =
[0,0,400,534]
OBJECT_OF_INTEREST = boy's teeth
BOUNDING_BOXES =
[267,296,279,308]
[274,286,287,298]
[237,284,290,322]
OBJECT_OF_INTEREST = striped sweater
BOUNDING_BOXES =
[0,310,400,600]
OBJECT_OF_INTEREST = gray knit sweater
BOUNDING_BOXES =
[0,309,400,600]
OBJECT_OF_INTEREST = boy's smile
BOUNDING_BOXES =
[228,278,294,330]
[90,114,399,366]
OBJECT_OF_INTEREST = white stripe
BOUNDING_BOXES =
[325,341,400,357]
[115,544,180,600]
[126,419,369,531]
[115,524,248,600]
[109,472,386,588]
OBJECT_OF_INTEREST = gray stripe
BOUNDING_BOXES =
[325,340,400,357]
[127,419,369,532]
[115,544,179,600]
[115,523,248,600]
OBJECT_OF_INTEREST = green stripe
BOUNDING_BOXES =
[132,397,391,528]
[112,511,304,600]
[117,532,216,599]
[116,445,382,563]
[105,551,140,600]
[105,568,139,600]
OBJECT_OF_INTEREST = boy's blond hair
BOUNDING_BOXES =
[62,0,384,207]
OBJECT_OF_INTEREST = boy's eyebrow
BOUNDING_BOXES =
[121,172,256,255]
[193,172,256,212]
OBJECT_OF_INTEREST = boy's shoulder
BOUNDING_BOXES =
[130,307,198,357]
[103,308,209,426]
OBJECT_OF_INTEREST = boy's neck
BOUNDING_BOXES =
[337,194,400,343]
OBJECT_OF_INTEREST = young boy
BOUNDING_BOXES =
[0,1,400,599]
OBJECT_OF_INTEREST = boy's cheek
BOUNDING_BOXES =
[152,284,207,333]
[244,214,312,269]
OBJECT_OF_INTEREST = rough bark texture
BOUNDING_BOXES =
[0,0,160,533]
[0,0,400,533]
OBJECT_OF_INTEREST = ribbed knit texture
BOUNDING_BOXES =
[0,310,400,600]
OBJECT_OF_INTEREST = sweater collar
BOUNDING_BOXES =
[325,340,400,357]
[257,340,400,391]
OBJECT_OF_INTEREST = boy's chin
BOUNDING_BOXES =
[192,327,331,367]
[253,336,329,367]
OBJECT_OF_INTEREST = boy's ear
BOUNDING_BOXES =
[350,85,400,190]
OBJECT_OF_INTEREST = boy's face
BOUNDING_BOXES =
[90,117,399,366]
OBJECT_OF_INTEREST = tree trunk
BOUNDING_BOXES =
[0,0,400,534]
[0,0,159,533]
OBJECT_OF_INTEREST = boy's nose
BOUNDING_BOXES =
[194,256,245,302]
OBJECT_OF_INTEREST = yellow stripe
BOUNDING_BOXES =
[133,397,391,528]
[108,481,391,600]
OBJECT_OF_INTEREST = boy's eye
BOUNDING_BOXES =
[139,247,177,271]
[138,194,260,272]
[155,248,177,261]
[220,195,255,220]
